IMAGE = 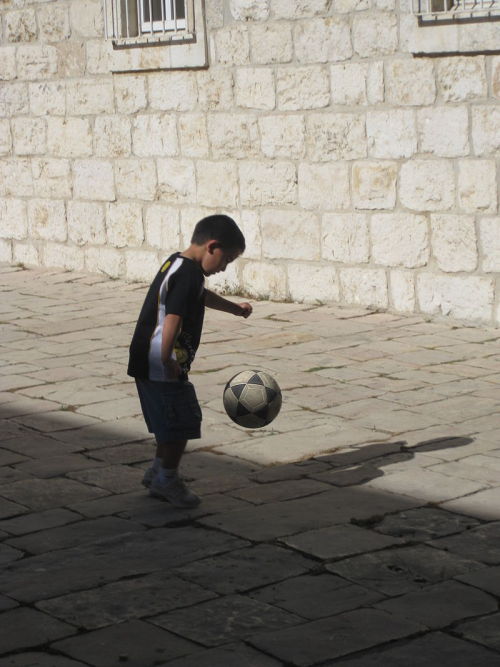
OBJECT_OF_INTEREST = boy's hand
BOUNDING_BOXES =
[238,302,253,318]
[163,357,182,379]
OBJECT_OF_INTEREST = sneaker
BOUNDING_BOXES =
[149,475,201,508]
[142,467,155,488]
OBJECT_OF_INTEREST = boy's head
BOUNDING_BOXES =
[191,215,246,276]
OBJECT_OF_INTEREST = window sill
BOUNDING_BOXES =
[403,13,500,54]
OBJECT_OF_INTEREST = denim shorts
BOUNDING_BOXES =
[135,379,202,443]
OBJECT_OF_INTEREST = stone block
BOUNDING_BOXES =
[331,62,367,105]
[132,114,177,158]
[367,61,384,103]
[352,161,397,210]
[0,83,29,117]
[0,239,13,263]
[0,119,12,155]
[43,243,85,271]
[340,267,388,308]
[144,204,180,252]
[114,75,147,114]
[250,22,293,64]
[37,5,71,42]
[85,247,123,279]
[276,65,330,110]
[157,158,196,204]
[66,79,114,115]
[298,162,350,211]
[208,114,259,159]
[32,159,72,199]
[0,159,33,197]
[4,10,37,42]
[148,72,198,111]
[271,0,332,18]
[16,45,58,80]
[294,17,352,63]
[29,82,66,116]
[0,199,27,240]
[197,70,234,110]
[214,25,250,66]
[259,115,305,159]
[235,68,275,110]
[56,41,86,79]
[417,273,494,324]
[390,270,415,313]
[230,0,270,20]
[399,160,455,212]
[371,213,429,268]
[28,199,66,242]
[493,56,500,99]
[352,13,398,57]
[437,56,487,102]
[431,214,477,273]
[106,202,143,248]
[69,0,104,38]
[12,242,39,266]
[479,217,500,273]
[458,159,497,213]
[386,59,436,106]
[239,209,261,260]
[0,47,17,81]
[94,115,131,158]
[196,160,239,208]
[86,41,110,77]
[115,159,157,202]
[262,209,320,260]
[67,202,106,246]
[73,160,115,202]
[472,105,500,156]
[239,161,297,206]
[178,114,209,158]
[12,117,46,156]
[287,263,339,303]
[125,250,159,282]
[47,117,92,158]
[241,261,288,300]
[206,0,224,28]
[322,213,369,263]
[367,110,417,159]
[418,106,469,157]
[307,113,366,161]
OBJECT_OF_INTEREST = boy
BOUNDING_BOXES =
[128,214,252,508]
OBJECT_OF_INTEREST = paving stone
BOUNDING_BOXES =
[454,612,500,652]
[69,490,158,518]
[13,453,105,478]
[456,564,500,596]
[5,516,145,555]
[428,522,500,565]
[0,508,82,537]
[52,619,199,667]
[161,642,282,667]
[331,631,500,666]
[0,607,75,655]
[373,507,480,541]
[0,543,24,565]
[249,608,424,666]
[0,653,87,666]
[13,410,101,432]
[249,573,384,620]
[229,478,332,504]
[326,544,483,596]
[173,544,314,595]
[440,487,500,520]
[152,594,303,647]
[0,497,28,520]
[0,433,85,457]
[374,580,497,629]
[66,464,143,494]
[88,442,152,464]
[0,449,29,466]
[0,478,108,511]
[37,572,216,630]
[200,487,418,542]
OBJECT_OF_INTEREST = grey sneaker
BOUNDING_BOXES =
[149,475,201,508]
[142,467,155,488]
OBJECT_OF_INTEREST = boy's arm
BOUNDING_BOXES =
[161,313,183,377]
[204,289,252,318]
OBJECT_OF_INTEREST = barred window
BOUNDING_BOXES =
[104,0,194,45]
[413,0,500,21]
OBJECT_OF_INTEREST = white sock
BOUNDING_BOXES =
[158,467,177,483]
[152,457,162,471]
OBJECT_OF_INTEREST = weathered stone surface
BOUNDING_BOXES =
[132,114,177,157]
[374,507,479,541]
[352,13,398,57]
[262,209,319,260]
[32,158,71,198]
[431,214,477,273]
[340,267,388,309]
[250,21,293,64]
[353,162,397,210]
[428,522,500,565]
[114,158,156,201]
[479,217,500,272]
[157,158,196,204]
[230,0,270,21]
[11,117,46,156]
[27,199,66,243]
[208,114,259,159]
[47,118,92,158]
[294,17,352,63]
[0,608,74,655]
[94,115,131,158]
[299,162,350,210]
[399,160,455,212]
[67,201,106,246]
[239,161,297,206]
[417,273,494,324]
[259,114,305,158]
[287,262,340,303]
[386,59,436,105]
[276,65,330,110]
[322,213,369,263]
[164,643,282,667]
[307,113,366,161]
[4,9,37,43]
[235,67,275,110]
[418,106,469,157]
[458,159,498,213]
[214,25,250,66]
[472,105,500,156]
[196,160,239,208]
[179,113,209,158]
[455,613,500,652]
[148,72,198,111]
[371,213,428,268]
[437,56,487,102]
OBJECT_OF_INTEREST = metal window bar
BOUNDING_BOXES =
[104,0,191,42]
[413,0,500,16]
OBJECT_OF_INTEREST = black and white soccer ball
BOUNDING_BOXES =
[223,370,282,428]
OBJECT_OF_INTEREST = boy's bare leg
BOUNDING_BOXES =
[155,440,187,470]
[150,440,199,507]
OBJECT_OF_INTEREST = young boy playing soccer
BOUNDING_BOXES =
[128,214,252,508]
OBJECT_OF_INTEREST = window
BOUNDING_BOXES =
[104,0,193,45]
[412,0,500,21]
[141,0,186,33]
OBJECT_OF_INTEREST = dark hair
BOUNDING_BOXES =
[191,215,245,253]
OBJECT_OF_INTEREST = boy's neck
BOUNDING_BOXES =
[180,244,204,264]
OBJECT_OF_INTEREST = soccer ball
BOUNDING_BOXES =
[223,370,282,428]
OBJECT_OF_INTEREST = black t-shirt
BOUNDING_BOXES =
[127,253,205,380]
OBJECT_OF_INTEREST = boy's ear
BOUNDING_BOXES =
[206,240,222,254]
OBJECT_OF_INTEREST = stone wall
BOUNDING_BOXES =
[0,0,499,326]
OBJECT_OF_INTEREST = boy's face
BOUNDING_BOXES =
[201,243,240,276]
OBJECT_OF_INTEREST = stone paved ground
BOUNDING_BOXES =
[0,263,499,667]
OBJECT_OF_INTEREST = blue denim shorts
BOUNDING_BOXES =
[135,379,202,443]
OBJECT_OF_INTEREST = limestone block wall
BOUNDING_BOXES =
[0,0,499,326]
